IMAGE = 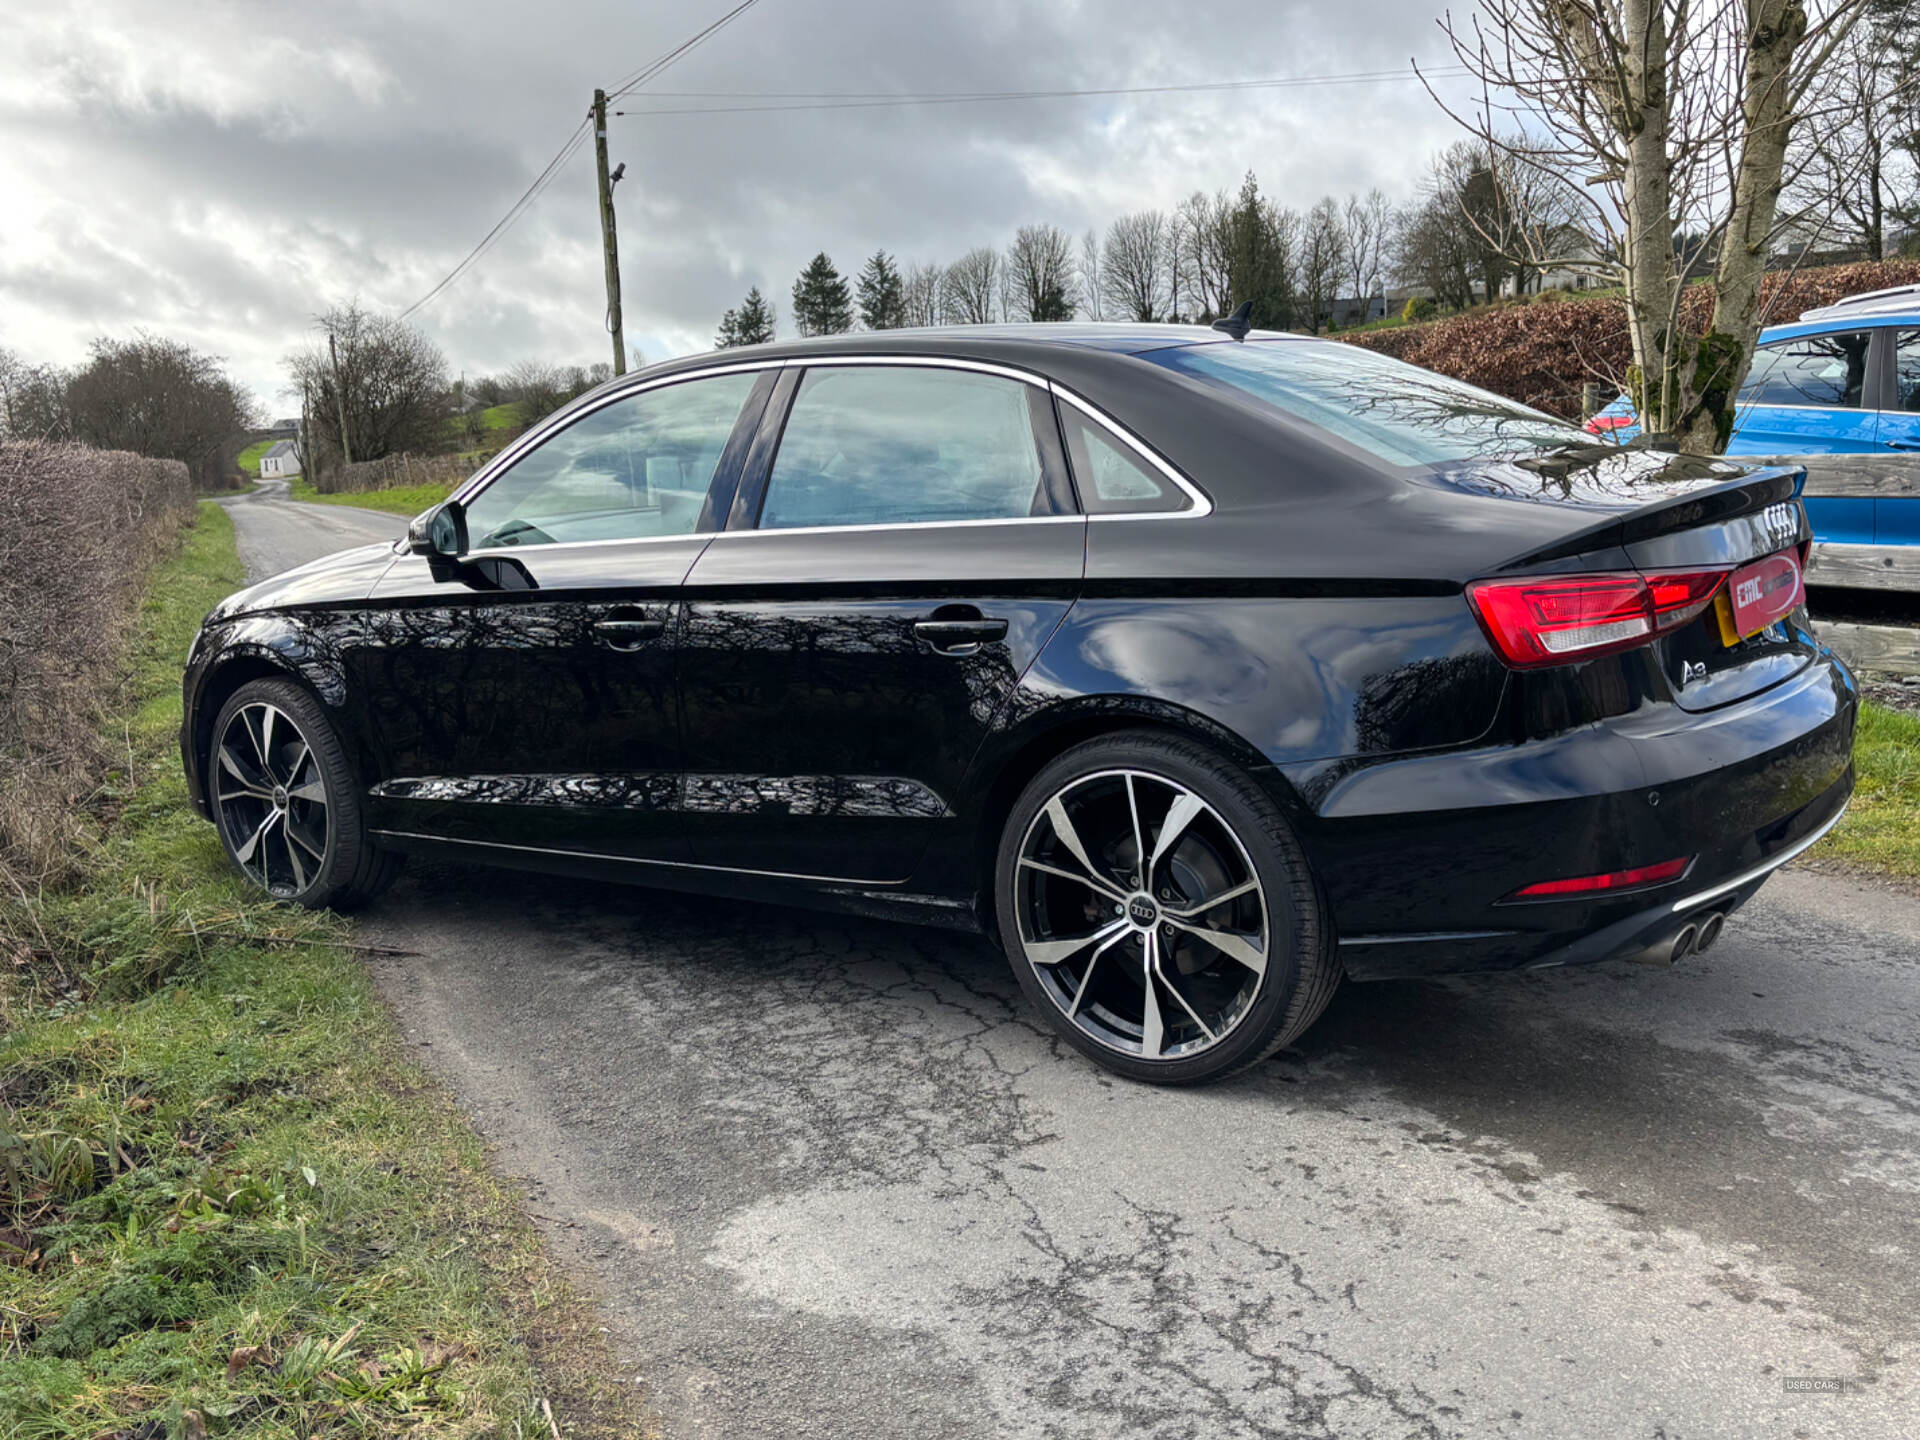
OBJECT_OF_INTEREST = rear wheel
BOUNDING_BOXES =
[209,678,399,909]
[995,731,1337,1085]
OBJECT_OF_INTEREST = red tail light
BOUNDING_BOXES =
[1509,856,1693,900]
[1467,568,1728,669]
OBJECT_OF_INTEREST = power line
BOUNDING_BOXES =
[395,0,768,319]
[397,120,591,321]
[605,0,766,101]
[612,66,1475,118]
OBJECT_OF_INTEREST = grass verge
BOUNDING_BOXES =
[1,502,641,1438]
[287,475,452,517]
[1818,700,1920,879]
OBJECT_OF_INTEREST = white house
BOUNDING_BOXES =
[259,440,301,479]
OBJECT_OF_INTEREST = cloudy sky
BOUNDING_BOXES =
[0,0,1478,412]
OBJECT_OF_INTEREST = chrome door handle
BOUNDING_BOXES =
[912,618,1008,655]
[594,617,666,651]
[1887,440,1920,452]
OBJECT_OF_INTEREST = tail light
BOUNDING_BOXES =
[1467,568,1728,668]
[1508,855,1693,901]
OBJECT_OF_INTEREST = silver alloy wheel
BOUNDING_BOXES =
[1015,768,1270,1061]
[213,701,330,899]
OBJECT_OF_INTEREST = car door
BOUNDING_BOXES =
[1878,327,1920,546]
[358,366,774,863]
[675,359,1085,882]
[1727,328,1880,458]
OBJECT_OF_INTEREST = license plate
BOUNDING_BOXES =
[1714,551,1803,646]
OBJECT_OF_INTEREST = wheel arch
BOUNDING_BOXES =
[959,695,1313,940]
[192,636,363,802]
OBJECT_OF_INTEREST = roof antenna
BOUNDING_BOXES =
[1211,301,1253,342]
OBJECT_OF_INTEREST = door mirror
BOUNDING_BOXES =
[408,500,468,558]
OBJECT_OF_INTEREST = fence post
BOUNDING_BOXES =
[1581,382,1604,420]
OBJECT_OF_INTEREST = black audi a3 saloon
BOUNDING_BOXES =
[182,323,1855,1083]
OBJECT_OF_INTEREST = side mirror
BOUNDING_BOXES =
[408,500,468,559]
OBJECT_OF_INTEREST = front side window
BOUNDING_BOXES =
[464,372,757,549]
[1895,329,1920,413]
[1737,332,1871,410]
[758,366,1048,529]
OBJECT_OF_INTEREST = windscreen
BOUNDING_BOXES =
[1146,340,1583,467]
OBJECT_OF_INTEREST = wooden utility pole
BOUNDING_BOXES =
[593,89,627,376]
[328,330,352,466]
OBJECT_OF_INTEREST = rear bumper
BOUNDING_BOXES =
[1286,652,1857,980]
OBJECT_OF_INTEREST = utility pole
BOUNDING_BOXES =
[593,89,627,376]
[328,330,352,466]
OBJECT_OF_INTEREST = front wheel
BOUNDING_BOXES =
[995,731,1338,1085]
[209,677,399,909]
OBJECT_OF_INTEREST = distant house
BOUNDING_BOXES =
[259,440,301,479]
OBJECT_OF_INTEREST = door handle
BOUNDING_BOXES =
[913,617,1008,655]
[1887,440,1920,452]
[594,617,667,651]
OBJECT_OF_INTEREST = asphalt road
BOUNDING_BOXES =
[218,473,408,574]
[225,485,1919,1439]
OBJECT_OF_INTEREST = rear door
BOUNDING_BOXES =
[360,366,773,862]
[676,359,1084,882]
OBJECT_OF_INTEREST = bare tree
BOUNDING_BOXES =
[1177,190,1234,319]
[1785,0,1920,258]
[1342,189,1395,322]
[1299,198,1348,333]
[285,302,450,471]
[1078,230,1106,321]
[1102,211,1170,321]
[59,334,253,488]
[1005,224,1078,321]
[942,247,1001,324]
[1432,0,1871,451]
[903,263,945,327]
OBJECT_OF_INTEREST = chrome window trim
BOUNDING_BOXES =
[408,350,1215,559]
[447,358,785,510]
[1049,385,1214,520]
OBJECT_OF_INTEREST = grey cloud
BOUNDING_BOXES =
[0,0,1471,406]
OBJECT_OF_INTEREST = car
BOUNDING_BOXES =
[1586,283,1920,550]
[182,322,1856,1085]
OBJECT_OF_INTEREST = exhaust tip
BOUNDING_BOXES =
[1669,924,1699,965]
[1694,912,1725,954]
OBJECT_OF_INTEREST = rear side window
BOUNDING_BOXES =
[1058,408,1187,513]
[1738,332,1871,409]
[759,366,1048,530]
[465,373,756,549]
[1896,330,1920,412]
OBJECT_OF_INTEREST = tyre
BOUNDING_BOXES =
[208,677,400,909]
[995,730,1338,1085]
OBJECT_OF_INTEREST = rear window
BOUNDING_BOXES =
[1145,340,1580,467]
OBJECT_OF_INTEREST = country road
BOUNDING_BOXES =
[224,488,1920,1439]
[218,473,408,574]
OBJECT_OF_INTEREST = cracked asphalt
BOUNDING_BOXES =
[227,483,1920,1439]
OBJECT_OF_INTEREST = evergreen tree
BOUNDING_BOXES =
[791,253,854,336]
[857,251,907,330]
[716,286,776,348]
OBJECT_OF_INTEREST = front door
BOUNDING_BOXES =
[358,367,772,863]
[676,361,1085,882]
[1878,327,1920,546]
[1727,329,1880,456]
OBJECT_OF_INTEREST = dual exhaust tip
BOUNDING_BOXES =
[1632,911,1726,967]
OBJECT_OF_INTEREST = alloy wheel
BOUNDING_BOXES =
[1014,768,1270,1062]
[213,701,331,898]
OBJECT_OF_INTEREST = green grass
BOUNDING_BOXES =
[0,504,632,1438]
[1819,701,1920,878]
[287,475,452,517]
